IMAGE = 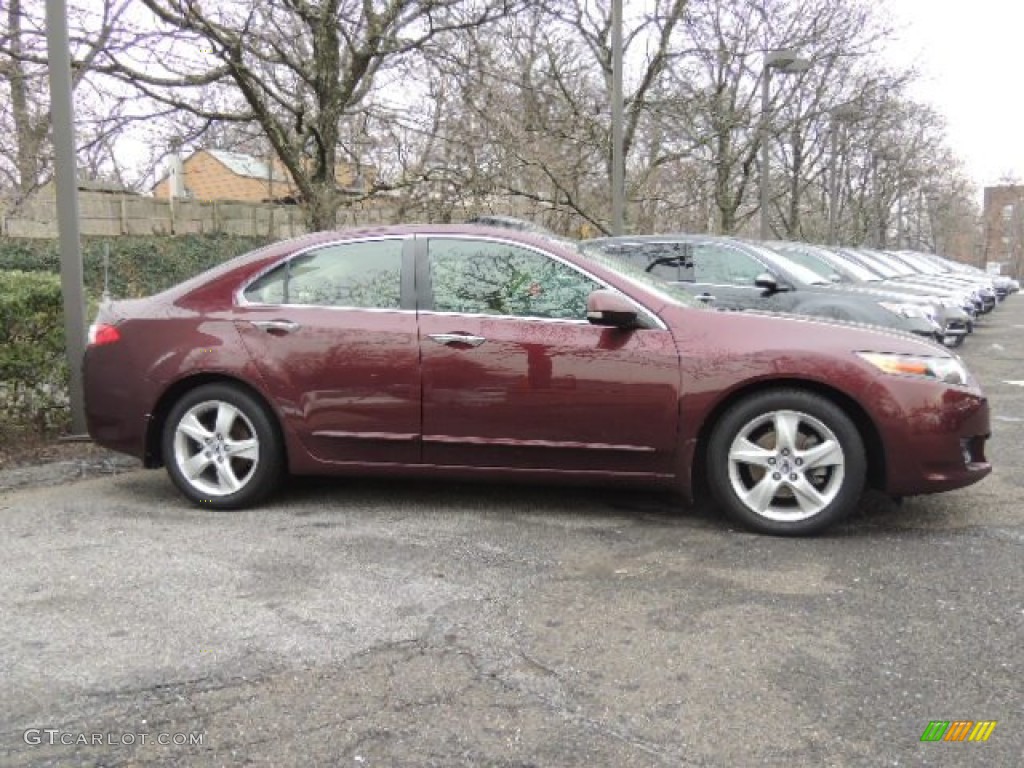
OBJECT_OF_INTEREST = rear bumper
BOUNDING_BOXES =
[83,347,151,460]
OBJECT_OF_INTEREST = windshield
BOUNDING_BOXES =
[843,249,899,278]
[743,242,831,285]
[863,249,915,276]
[576,243,701,308]
[894,251,943,274]
[770,246,838,281]
[822,250,883,281]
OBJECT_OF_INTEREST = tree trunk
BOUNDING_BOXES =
[305,182,339,231]
[6,0,44,196]
[786,127,804,238]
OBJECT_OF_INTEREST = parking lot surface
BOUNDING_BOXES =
[2,298,1022,767]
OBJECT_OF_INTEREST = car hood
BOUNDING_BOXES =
[812,283,940,304]
[665,303,949,358]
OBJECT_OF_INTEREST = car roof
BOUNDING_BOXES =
[588,233,739,245]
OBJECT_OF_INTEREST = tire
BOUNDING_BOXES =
[162,383,283,509]
[706,389,866,536]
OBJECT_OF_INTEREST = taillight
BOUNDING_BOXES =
[88,323,121,346]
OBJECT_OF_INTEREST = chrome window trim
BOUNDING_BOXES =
[418,309,591,326]
[236,234,407,309]
[422,233,668,331]
[242,303,418,315]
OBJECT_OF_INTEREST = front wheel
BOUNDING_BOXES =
[162,383,283,509]
[706,390,866,535]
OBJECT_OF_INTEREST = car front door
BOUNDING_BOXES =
[234,237,421,465]
[417,236,681,476]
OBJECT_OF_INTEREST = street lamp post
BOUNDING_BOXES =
[759,49,811,240]
[610,0,625,235]
[827,102,861,245]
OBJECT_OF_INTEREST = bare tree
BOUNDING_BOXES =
[97,0,523,230]
[0,0,138,199]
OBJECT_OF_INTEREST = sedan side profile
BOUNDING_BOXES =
[84,225,991,535]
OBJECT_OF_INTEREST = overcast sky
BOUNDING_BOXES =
[885,0,1023,190]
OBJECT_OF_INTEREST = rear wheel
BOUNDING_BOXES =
[162,383,282,509]
[707,390,866,535]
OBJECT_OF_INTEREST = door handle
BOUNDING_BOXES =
[696,293,715,303]
[428,333,486,347]
[251,319,301,334]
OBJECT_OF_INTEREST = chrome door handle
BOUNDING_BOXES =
[696,293,715,303]
[251,320,301,334]
[428,333,486,347]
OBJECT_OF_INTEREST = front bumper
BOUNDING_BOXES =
[876,381,992,496]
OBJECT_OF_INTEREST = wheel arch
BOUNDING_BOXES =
[692,378,886,496]
[145,373,287,470]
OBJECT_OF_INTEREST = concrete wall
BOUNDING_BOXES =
[0,191,400,239]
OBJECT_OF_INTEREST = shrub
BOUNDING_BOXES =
[0,270,68,432]
[0,234,270,299]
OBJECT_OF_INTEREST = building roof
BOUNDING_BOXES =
[207,149,290,182]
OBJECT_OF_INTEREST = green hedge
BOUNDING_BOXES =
[0,234,270,299]
[0,270,68,432]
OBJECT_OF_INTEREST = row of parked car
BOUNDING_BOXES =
[594,236,1017,347]
[473,215,1020,347]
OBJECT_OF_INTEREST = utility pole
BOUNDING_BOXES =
[610,0,624,235]
[45,0,88,435]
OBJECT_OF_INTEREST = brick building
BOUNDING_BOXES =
[152,149,370,203]
[981,185,1024,278]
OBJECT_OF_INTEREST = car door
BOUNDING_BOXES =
[690,242,796,313]
[233,237,421,465]
[417,236,681,476]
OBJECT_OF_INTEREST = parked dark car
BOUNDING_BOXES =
[584,234,944,341]
[843,248,995,314]
[762,240,973,346]
[84,225,991,535]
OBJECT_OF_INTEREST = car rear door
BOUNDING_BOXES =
[233,236,421,465]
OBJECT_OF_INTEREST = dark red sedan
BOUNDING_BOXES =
[83,225,991,535]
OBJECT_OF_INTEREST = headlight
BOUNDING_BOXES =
[878,302,929,319]
[857,352,970,386]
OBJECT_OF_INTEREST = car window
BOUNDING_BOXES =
[244,239,403,308]
[576,243,700,308]
[587,241,694,282]
[692,244,765,284]
[428,238,601,320]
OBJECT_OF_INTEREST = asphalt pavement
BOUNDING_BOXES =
[1,296,1022,767]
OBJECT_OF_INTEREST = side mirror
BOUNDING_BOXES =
[586,289,639,329]
[829,273,842,283]
[754,272,779,292]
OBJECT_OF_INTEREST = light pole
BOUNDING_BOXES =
[827,102,861,245]
[759,49,811,240]
[45,0,88,435]
[610,0,625,235]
